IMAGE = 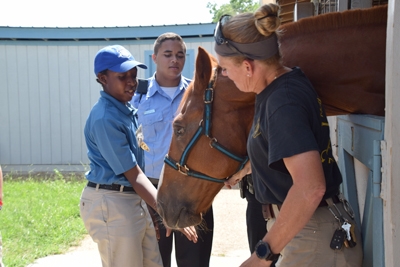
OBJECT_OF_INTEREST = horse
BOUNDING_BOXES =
[158,47,256,228]
[157,5,387,229]
[279,5,387,116]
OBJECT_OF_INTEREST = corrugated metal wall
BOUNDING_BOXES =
[0,38,215,174]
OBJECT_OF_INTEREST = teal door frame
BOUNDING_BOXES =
[336,114,385,267]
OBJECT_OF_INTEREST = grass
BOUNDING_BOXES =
[0,171,88,267]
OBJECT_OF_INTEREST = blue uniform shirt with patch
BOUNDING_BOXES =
[131,74,191,179]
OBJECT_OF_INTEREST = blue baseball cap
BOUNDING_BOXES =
[94,45,147,75]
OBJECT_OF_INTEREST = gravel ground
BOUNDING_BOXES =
[27,188,251,267]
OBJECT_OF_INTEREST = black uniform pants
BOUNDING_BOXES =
[243,177,267,253]
[150,179,214,267]
[158,207,213,267]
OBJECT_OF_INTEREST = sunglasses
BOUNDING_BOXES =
[214,15,232,45]
[213,14,280,60]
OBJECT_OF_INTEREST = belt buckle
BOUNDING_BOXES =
[271,204,280,219]
[262,204,275,221]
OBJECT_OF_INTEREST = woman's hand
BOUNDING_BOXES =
[240,253,272,267]
[224,161,251,189]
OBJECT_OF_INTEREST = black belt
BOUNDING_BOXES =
[87,182,135,192]
[262,194,341,220]
[276,194,341,209]
[318,194,341,207]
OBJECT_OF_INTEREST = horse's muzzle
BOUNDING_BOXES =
[157,202,202,229]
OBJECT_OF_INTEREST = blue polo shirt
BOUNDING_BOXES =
[131,74,191,179]
[84,91,144,186]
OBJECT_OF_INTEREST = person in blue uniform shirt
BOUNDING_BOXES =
[132,33,214,267]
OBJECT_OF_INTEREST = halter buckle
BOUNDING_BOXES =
[209,137,217,148]
[204,88,214,104]
[177,163,189,176]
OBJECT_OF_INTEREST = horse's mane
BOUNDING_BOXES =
[280,5,387,37]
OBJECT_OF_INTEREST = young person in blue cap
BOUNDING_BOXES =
[80,44,197,267]
[132,33,213,267]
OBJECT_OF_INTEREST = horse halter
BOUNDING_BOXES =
[164,71,249,183]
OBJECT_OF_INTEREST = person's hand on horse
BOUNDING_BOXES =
[179,225,198,243]
[224,161,252,189]
[165,224,198,243]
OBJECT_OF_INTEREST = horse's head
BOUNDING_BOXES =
[157,47,255,229]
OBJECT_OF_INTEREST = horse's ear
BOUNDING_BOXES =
[195,47,213,86]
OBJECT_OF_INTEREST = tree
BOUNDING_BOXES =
[207,0,260,22]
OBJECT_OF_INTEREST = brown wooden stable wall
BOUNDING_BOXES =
[277,0,310,24]
[276,0,389,25]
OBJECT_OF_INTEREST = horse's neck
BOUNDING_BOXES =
[280,5,387,37]
[278,5,387,116]
[214,77,255,111]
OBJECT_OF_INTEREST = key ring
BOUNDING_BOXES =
[342,199,355,219]
[338,193,355,219]
[326,198,346,227]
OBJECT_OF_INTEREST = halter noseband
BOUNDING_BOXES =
[164,71,249,183]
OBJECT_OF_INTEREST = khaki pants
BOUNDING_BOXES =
[267,204,363,267]
[80,186,162,267]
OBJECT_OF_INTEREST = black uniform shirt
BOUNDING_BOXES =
[248,67,342,205]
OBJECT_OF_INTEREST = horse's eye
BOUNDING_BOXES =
[174,126,185,136]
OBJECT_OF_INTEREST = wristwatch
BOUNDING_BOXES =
[255,240,280,262]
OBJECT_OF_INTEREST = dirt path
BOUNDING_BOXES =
[212,188,249,256]
[28,188,251,267]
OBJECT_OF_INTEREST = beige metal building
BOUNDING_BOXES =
[0,24,217,174]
